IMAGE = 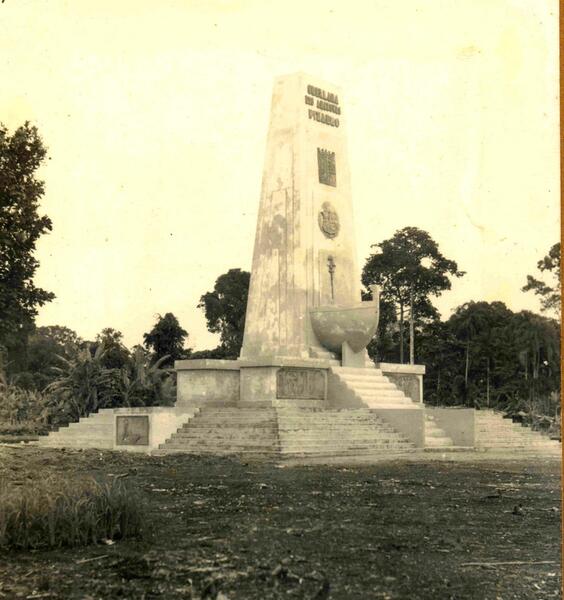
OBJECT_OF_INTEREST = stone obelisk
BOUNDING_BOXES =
[240,73,361,361]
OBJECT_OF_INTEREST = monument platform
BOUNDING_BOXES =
[35,73,561,460]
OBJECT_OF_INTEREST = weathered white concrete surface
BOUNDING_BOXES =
[426,407,474,447]
[379,363,425,403]
[241,72,361,360]
[176,361,240,406]
[38,407,199,453]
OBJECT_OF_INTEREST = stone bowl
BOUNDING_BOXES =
[309,286,380,354]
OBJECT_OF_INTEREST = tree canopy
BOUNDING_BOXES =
[362,227,464,363]
[419,301,560,414]
[143,312,190,367]
[522,242,560,319]
[0,123,54,371]
[94,328,130,370]
[198,268,250,359]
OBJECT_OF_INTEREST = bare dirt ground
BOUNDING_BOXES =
[0,445,561,599]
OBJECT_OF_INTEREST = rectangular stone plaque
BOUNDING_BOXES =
[277,368,326,400]
[317,148,336,187]
[116,416,149,446]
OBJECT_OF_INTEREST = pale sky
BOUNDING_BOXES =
[0,0,559,350]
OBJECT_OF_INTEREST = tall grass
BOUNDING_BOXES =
[0,475,145,550]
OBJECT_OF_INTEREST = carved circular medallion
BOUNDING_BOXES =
[318,202,340,239]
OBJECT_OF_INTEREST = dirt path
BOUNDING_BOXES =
[0,446,560,599]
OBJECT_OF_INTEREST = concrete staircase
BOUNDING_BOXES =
[276,407,415,457]
[39,409,116,449]
[38,407,200,451]
[158,407,280,456]
[157,405,415,457]
[424,413,454,449]
[475,410,562,453]
[330,366,416,408]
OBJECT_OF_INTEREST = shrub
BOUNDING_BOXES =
[0,475,145,550]
[46,344,176,423]
[0,379,49,429]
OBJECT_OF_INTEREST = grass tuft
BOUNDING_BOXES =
[0,475,145,550]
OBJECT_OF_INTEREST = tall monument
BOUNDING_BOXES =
[241,73,379,365]
[172,73,429,440]
[40,73,551,457]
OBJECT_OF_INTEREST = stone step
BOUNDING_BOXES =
[279,436,410,446]
[358,395,412,403]
[476,428,548,437]
[276,414,394,422]
[476,430,551,439]
[280,420,401,427]
[279,441,412,449]
[65,423,114,432]
[354,390,406,399]
[276,410,390,417]
[162,443,278,451]
[191,416,277,424]
[484,443,562,449]
[278,424,397,431]
[338,378,395,388]
[426,429,449,439]
[426,437,454,446]
[157,448,279,456]
[355,390,409,398]
[281,441,414,450]
[478,439,562,446]
[338,376,396,385]
[332,367,383,375]
[170,434,277,443]
[177,421,276,429]
[279,433,407,443]
[279,448,416,457]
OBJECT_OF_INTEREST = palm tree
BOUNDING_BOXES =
[46,342,118,421]
[117,347,175,407]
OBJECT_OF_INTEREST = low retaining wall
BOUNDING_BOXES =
[379,363,425,403]
[372,407,425,447]
[425,407,475,447]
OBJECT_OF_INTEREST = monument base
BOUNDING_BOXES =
[36,360,561,457]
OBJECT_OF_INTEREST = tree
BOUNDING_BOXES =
[143,312,189,367]
[20,325,82,390]
[522,242,561,319]
[198,268,250,359]
[117,347,175,407]
[510,310,560,414]
[0,123,55,372]
[362,227,464,363]
[94,328,130,370]
[448,301,513,406]
[46,343,118,421]
[417,320,461,406]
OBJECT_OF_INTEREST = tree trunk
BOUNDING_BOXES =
[399,303,404,364]
[409,284,415,365]
[486,357,490,408]
[464,341,470,387]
